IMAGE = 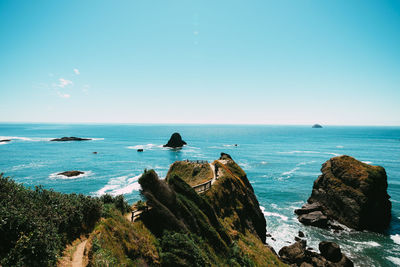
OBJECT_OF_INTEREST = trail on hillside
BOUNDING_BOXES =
[71,239,87,267]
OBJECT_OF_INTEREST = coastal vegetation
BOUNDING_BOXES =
[0,174,131,267]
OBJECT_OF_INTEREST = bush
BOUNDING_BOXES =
[100,194,131,214]
[0,174,102,267]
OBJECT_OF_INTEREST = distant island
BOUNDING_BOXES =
[312,124,323,128]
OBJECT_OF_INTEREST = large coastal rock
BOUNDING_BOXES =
[279,240,353,267]
[297,155,391,232]
[163,132,187,148]
[50,137,91,141]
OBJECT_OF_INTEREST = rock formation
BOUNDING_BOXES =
[296,155,391,232]
[312,124,323,128]
[135,153,282,265]
[279,240,353,267]
[163,132,186,148]
[0,139,11,143]
[50,137,91,141]
[58,171,84,177]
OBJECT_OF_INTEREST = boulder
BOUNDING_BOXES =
[58,171,84,177]
[163,133,187,148]
[312,124,323,128]
[50,137,91,141]
[295,203,323,215]
[319,241,342,262]
[298,211,328,228]
[137,149,144,152]
[304,155,391,232]
[278,240,307,265]
[279,240,353,267]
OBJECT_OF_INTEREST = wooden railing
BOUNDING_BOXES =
[192,179,212,193]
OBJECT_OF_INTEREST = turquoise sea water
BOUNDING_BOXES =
[0,123,399,266]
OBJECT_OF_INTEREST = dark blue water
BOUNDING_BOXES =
[1,123,399,266]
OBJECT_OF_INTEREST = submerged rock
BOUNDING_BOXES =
[163,133,187,148]
[58,171,84,177]
[0,139,11,142]
[312,124,323,128]
[298,155,391,232]
[50,137,91,141]
[137,149,144,152]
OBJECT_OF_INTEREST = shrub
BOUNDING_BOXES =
[0,174,102,266]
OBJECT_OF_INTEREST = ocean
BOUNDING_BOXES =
[0,123,399,266]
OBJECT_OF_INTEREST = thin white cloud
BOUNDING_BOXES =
[82,84,90,94]
[57,92,70,98]
[57,78,73,88]
[73,68,80,75]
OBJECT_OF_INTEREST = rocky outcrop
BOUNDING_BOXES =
[279,240,353,267]
[0,139,11,143]
[312,124,323,128]
[163,133,186,148]
[297,155,391,232]
[136,154,282,265]
[50,137,91,141]
[58,171,84,177]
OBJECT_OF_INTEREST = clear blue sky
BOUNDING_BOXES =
[1,0,399,125]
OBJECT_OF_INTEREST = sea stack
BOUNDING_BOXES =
[312,124,323,128]
[163,132,187,148]
[296,155,391,232]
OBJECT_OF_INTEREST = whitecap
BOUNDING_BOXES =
[91,138,105,141]
[362,161,372,164]
[96,174,142,196]
[127,144,160,150]
[277,150,341,157]
[336,145,344,148]
[260,161,268,165]
[281,167,300,177]
[260,206,288,221]
[11,162,45,171]
[391,234,400,245]
[49,170,93,180]
[387,256,400,266]
[352,240,381,247]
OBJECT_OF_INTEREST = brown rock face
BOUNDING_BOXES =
[305,155,391,232]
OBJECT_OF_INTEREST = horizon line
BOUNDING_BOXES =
[0,121,399,127]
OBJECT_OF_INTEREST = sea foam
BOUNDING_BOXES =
[260,206,288,221]
[387,256,400,266]
[96,174,141,196]
[391,234,400,245]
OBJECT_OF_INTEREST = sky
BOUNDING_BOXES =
[0,0,399,125]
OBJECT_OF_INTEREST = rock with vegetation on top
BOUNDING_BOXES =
[163,132,187,148]
[297,155,391,232]
[312,124,323,128]
[50,137,91,141]
[58,171,84,177]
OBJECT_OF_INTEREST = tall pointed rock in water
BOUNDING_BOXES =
[163,132,187,148]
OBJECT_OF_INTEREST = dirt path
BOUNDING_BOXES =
[71,239,87,267]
